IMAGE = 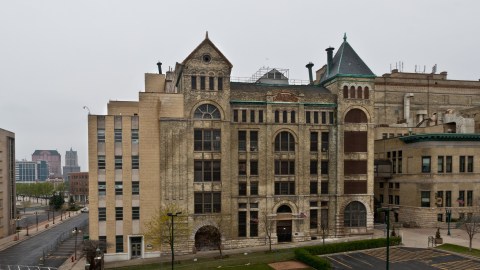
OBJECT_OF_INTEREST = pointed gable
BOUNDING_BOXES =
[321,35,375,84]
[182,33,233,68]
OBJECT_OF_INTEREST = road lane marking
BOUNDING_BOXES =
[345,253,373,266]
[327,256,353,269]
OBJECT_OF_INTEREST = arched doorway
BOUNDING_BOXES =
[194,225,221,251]
[276,205,292,242]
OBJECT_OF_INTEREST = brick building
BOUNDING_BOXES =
[69,172,88,204]
[32,150,62,178]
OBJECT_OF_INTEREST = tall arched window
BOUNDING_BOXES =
[194,104,221,119]
[275,131,295,151]
[357,86,363,99]
[290,111,296,123]
[274,110,280,123]
[345,109,368,123]
[350,86,356,99]
[283,111,288,123]
[344,201,366,227]
[364,87,369,99]
[343,86,349,98]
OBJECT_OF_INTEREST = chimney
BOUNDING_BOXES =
[305,62,314,83]
[157,62,162,74]
[325,47,334,75]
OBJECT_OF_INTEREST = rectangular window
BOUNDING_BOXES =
[321,111,326,124]
[97,129,105,142]
[194,129,221,151]
[218,77,223,90]
[388,195,393,204]
[321,181,328,194]
[468,156,474,172]
[250,110,255,123]
[250,211,259,237]
[395,182,400,189]
[306,111,311,124]
[131,129,139,144]
[421,191,431,207]
[282,111,288,123]
[238,211,247,237]
[321,132,329,152]
[250,182,258,195]
[291,111,296,123]
[321,161,329,174]
[233,110,239,122]
[99,236,107,253]
[395,196,400,205]
[194,192,221,214]
[379,182,384,188]
[275,111,280,123]
[274,182,295,195]
[313,112,319,124]
[274,160,295,175]
[310,132,318,152]
[200,76,205,90]
[191,76,197,90]
[310,209,318,229]
[116,235,124,253]
[422,156,431,173]
[98,182,106,196]
[250,131,258,151]
[380,194,384,203]
[238,160,247,175]
[310,160,318,175]
[98,207,106,221]
[437,214,443,222]
[329,112,334,124]
[115,182,123,195]
[131,155,139,169]
[446,156,453,173]
[310,181,318,195]
[113,156,122,169]
[116,207,123,220]
[460,156,466,172]
[438,156,444,173]
[250,160,258,175]
[459,190,465,207]
[238,131,246,151]
[437,191,444,207]
[238,182,247,196]
[446,191,452,207]
[258,110,264,123]
[132,182,139,195]
[114,129,122,142]
[132,207,140,220]
[209,77,214,90]
[98,156,106,170]
[467,190,473,206]
[241,110,247,123]
[398,151,403,173]
[194,160,221,182]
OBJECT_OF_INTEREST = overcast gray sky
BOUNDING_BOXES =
[1,0,479,170]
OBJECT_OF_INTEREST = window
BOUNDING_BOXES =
[321,112,326,124]
[238,131,246,151]
[250,160,258,175]
[357,87,363,99]
[388,195,393,204]
[194,129,221,151]
[98,207,106,221]
[194,104,221,119]
[274,131,295,151]
[98,182,106,196]
[364,87,369,99]
[282,111,288,123]
[194,192,221,214]
[421,191,431,207]
[321,181,328,194]
[446,191,452,207]
[446,156,452,173]
[380,194,384,203]
[200,76,205,90]
[115,156,122,169]
[115,182,123,195]
[344,201,366,227]
[114,129,122,142]
[379,182,384,189]
[132,207,140,220]
[97,129,105,142]
[310,160,318,175]
[250,110,255,123]
[274,182,295,195]
[132,182,139,195]
[329,112,334,124]
[258,110,264,123]
[437,214,443,222]
[274,160,295,175]
[310,209,318,229]
[98,156,106,170]
[116,207,123,220]
[459,190,465,207]
[116,235,124,253]
[238,182,247,196]
[310,201,318,207]
[395,183,400,189]
[422,156,431,173]
[350,86,356,99]
[241,110,247,122]
[395,196,400,205]
[310,132,318,152]
[238,203,247,209]
[321,132,329,152]
[437,191,444,207]
[191,76,197,90]
[438,156,444,173]
[274,111,280,123]
[209,77,214,90]
[313,112,319,124]
[460,156,466,172]
[250,131,258,151]
[468,156,474,172]
[99,236,107,253]
[250,203,259,209]
[131,129,139,144]
[467,190,473,206]
[321,161,329,174]
[233,110,238,122]
[250,211,259,237]
[306,111,311,124]
[238,211,247,237]
[389,182,393,189]
[218,77,223,90]
[343,86,348,98]
[310,181,318,195]
[130,155,139,170]
[250,182,258,195]
[194,160,221,182]
[291,111,296,123]
[238,161,247,175]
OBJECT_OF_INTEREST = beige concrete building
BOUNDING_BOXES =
[88,34,376,260]
[0,128,16,238]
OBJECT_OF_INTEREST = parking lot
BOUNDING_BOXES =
[326,247,480,270]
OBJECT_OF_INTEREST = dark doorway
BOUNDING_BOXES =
[130,237,142,258]
[195,225,221,251]
[276,205,293,242]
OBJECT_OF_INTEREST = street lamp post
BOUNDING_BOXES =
[72,227,81,260]
[378,206,399,270]
[16,215,20,240]
[446,208,452,236]
[167,212,182,270]
[36,211,39,232]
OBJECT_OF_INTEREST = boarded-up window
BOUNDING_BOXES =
[345,109,368,123]
[344,131,367,152]
[344,181,367,194]
[344,160,367,174]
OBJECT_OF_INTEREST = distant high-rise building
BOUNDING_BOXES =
[0,128,16,238]
[15,160,49,182]
[63,148,81,180]
[32,150,62,178]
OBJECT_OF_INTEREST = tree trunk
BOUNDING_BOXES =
[470,237,473,251]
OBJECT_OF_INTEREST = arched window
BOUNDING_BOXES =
[275,131,295,151]
[283,111,288,123]
[277,205,292,213]
[364,87,369,99]
[357,86,363,99]
[291,111,296,123]
[194,104,221,119]
[274,110,280,123]
[345,109,368,123]
[350,86,356,99]
[343,86,349,98]
[344,201,366,227]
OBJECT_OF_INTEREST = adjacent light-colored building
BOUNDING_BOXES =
[0,128,16,238]
[32,150,62,178]
[88,34,376,261]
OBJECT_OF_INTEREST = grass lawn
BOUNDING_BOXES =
[112,249,299,270]
[436,243,480,257]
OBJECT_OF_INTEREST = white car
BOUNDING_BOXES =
[81,207,89,213]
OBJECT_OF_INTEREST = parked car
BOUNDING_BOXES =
[81,207,89,213]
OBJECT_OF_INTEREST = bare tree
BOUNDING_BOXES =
[83,240,106,270]
[259,211,276,252]
[460,213,480,251]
